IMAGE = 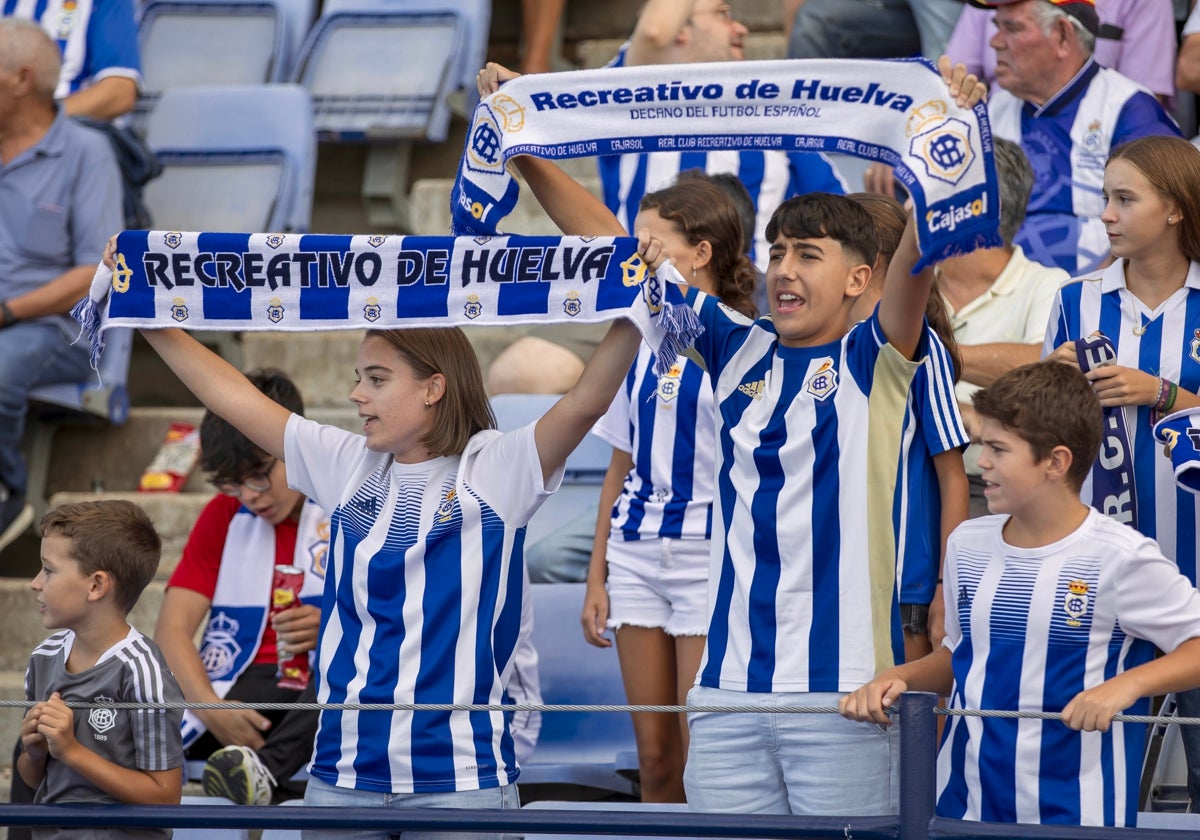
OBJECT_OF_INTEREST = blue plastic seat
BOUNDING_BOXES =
[142,84,316,232]
[520,582,637,797]
[489,393,610,481]
[290,0,480,141]
[134,0,314,130]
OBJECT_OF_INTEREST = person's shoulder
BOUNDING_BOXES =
[29,630,73,662]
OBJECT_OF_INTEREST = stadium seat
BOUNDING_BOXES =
[520,582,638,797]
[142,84,316,233]
[134,0,311,130]
[173,795,250,840]
[290,0,479,142]
[489,393,610,481]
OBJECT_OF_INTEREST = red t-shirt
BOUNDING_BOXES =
[167,494,299,665]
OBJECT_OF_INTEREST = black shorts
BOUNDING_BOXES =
[900,602,930,635]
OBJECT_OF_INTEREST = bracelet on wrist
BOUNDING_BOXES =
[1165,380,1179,414]
[0,301,15,327]
[1153,377,1171,411]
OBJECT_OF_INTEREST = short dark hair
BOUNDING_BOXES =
[972,362,1101,492]
[765,192,878,268]
[41,501,161,614]
[200,368,303,482]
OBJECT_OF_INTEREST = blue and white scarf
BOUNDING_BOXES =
[451,58,1002,268]
[76,231,698,377]
[182,499,328,748]
[1076,332,1138,524]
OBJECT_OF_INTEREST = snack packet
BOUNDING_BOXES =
[271,565,311,690]
[138,422,200,492]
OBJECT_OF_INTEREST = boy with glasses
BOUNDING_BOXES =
[154,368,326,805]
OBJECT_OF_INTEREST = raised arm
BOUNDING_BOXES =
[626,0,693,65]
[139,328,291,459]
[477,62,627,237]
[533,233,670,481]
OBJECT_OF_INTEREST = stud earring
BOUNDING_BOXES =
[424,399,431,407]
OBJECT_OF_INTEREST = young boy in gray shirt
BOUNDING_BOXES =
[17,500,184,839]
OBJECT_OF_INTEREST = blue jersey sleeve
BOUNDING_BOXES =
[1111,91,1181,147]
[785,151,848,198]
[915,330,969,456]
[83,0,141,83]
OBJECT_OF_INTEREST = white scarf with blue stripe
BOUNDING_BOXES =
[182,499,329,748]
[451,57,1002,268]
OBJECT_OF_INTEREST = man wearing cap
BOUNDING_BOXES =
[970,0,1178,275]
[866,0,1178,276]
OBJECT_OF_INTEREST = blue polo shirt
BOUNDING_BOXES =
[0,108,122,331]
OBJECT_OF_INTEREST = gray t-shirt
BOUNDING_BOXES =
[24,627,184,840]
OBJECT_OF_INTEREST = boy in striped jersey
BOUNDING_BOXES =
[840,362,1200,827]
[17,501,184,839]
[680,57,984,817]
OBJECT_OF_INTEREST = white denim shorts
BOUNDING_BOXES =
[605,536,709,637]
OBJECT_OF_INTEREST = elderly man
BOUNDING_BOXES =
[0,19,123,552]
[868,0,1178,276]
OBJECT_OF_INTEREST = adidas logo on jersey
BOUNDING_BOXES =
[737,380,765,400]
[350,496,379,516]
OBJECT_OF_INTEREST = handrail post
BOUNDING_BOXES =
[898,691,938,840]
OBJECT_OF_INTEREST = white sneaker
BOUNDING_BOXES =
[202,745,277,805]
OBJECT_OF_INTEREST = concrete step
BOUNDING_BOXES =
[46,406,362,496]
[0,577,166,673]
[409,175,603,238]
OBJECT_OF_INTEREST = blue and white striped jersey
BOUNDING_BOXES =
[688,289,920,692]
[598,43,848,271]
[895,331,969,606]
[284,414,558,793]
[5,0,141,98]
[1042,260,1200,584]
[937,511,1200,827]
[593,344,714,542]
[988,60,1178,275]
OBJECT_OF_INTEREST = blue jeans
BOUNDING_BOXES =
[1174,687,1200,808]
[301,776,520,840]
[684,686,899,815]
[0,319,92,496]
[788,0,921,60]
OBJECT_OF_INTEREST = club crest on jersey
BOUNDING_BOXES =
[267,297,285,323]
[465,293,483,319]
[200,612,242,679]
[1063,579,1089,627]
[309,520,330,579]
[437,488,458,523]
[170,297,189,322]
[163,232,183,249]
[737,379,765,400]
[805,359,838,400]
[265,233,286,250]
[1083,119,1104,151]
[1191,329,1200,364]
[657,362,684,402]
[563,290,582,317]
[89,696,117,738]
[363,296,381,322]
